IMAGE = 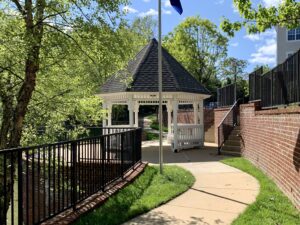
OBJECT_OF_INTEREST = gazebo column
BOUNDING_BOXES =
[172,100,178,151]
[134,102,140,127]
[128,100,134,127]
[193,102,198,124]
[102,102,107,128]
[166,102,173,141]
[107,103,112,126]
[199,100,204,126]
[199,100,204,145]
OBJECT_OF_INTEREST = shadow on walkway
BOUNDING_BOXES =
[142,141,231,164]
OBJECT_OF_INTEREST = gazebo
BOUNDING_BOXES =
[97,39,210,151]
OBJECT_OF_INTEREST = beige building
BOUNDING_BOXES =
[276,26,300,64]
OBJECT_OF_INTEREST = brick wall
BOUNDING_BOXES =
[214,107,231,144]
[240,101,300,209]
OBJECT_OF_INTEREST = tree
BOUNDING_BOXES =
[0,0,129,222]
[221,0,300,36]
[131,16,157,42]
[163,16,228,92]
[220,57,249,99]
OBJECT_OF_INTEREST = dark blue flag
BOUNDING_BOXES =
[170,0,183,15]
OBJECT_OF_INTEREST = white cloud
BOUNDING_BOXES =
[123,6,138,14]
[249,39,277,64]
[215,0,225,5]
[164,0,171,8]
[231,42,239,47]
[139,8,172,17]
[244,29,276,41]
[163,9,172,15]
[143,0,151,2]
[139,8,158,17]
[262,0,282,7]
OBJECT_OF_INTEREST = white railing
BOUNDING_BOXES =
[170,124,204,151]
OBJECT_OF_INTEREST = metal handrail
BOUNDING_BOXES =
[217,99,240,154]
[0,127,142,225]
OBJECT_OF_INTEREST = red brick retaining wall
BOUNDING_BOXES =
[214,107,231,144]
[240,101,300,209]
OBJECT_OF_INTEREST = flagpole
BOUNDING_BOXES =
[158,0,163,174]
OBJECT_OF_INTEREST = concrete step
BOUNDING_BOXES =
[220,150,241,157]
[222,145,240,152]
[230,130,241,135]
[227,135,240,141]
[225,139,240,146]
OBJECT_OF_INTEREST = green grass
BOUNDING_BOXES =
[150,122,168,132]
[144,131,159,140]
[221,157,300,225]
[75,165,195,225]
[145,114,168,132]
[145,114,157,121]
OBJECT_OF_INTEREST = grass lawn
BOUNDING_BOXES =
[222,157,300,225]
[75,165,195,225]
[145,131,159,140]
[150,122,168,132]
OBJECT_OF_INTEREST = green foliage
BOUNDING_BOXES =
[145,131,159,140]
[163,16,227,92]
[222,158,300,225]
[221,0,300,36]
[220,57,249,98]
[150,122,168,132]
[0,1,157,147]
[75,165,195,225]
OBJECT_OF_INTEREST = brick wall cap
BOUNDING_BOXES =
[256,105,300,115]
[214,107,231,112]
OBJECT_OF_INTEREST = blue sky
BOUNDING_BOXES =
[123,0,281,73]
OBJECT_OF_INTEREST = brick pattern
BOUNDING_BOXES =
[214,107,231,144]
[240,101,300,210]
[177,109,214,129]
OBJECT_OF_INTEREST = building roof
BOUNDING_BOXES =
[101,38,210,95]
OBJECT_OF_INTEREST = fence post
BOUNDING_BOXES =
[71,141,77,211]
[17,151,23,225]
[100,136,105,192]
[121,133,124,178]
[131,130,135,168]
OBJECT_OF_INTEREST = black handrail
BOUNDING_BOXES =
[217,100,240,154]
[0,127,142,225]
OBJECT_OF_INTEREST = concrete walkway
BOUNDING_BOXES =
[124,142,259,225]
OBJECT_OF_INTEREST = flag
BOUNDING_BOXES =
[170,0,183,15]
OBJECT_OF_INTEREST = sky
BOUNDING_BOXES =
[122,0,281,73]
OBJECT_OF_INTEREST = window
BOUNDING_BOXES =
[287,27,300,41]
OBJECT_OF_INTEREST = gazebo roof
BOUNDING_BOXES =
[101,38,210,95]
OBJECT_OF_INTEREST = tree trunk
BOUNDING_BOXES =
[0,0,45,223]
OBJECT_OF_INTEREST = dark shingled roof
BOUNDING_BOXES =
[101,38,210,95]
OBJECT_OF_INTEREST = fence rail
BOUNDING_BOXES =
[249,49,300,108]
[0,127,142,225]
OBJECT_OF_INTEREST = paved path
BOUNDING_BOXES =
[124,142,259,225]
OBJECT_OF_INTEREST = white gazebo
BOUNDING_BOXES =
[97,39,210,152]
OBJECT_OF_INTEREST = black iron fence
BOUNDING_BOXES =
[217,100,239,154]
[249,49,300,108]
[0,127,142,225]
[217,84,235,107]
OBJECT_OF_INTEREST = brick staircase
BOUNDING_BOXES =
[221,125,241,156]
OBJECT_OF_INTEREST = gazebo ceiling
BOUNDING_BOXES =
[101,38,210,95]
